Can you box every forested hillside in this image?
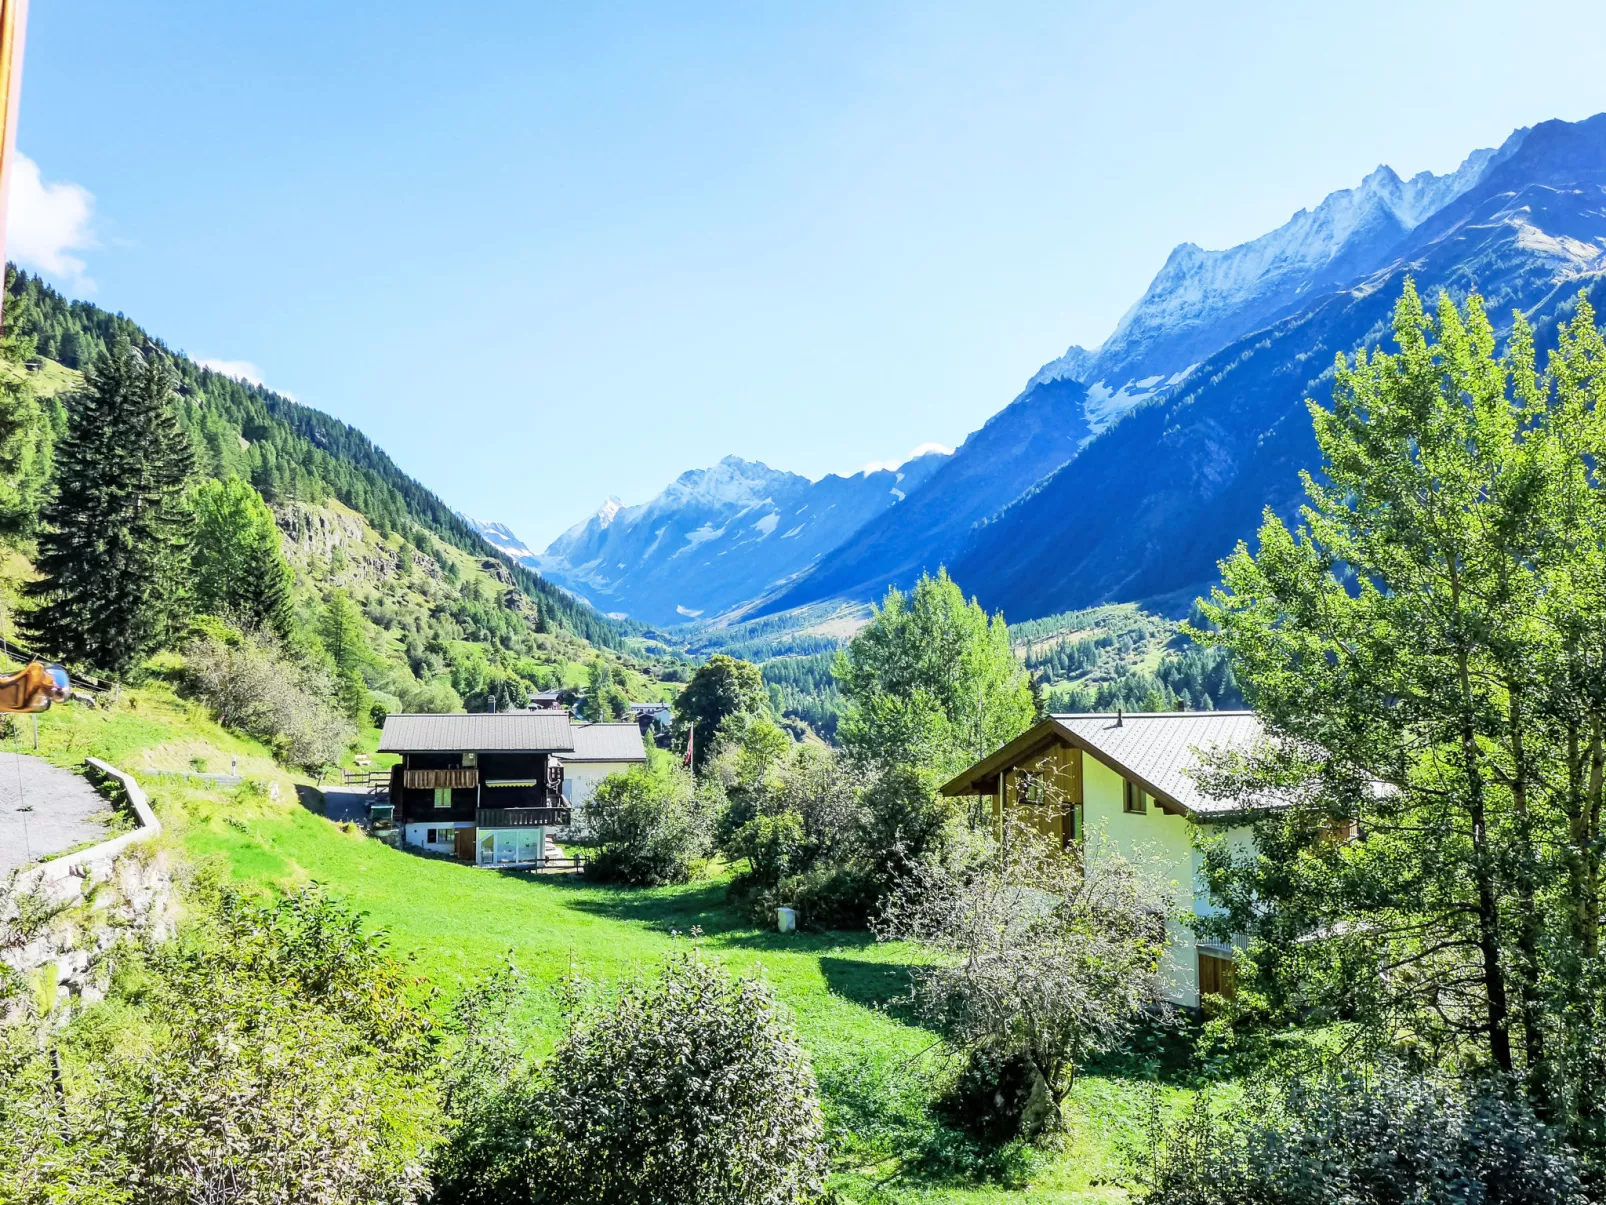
[6,269,624,649]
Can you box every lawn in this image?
[8,675,1191,1201]
[176,784,1192,1202]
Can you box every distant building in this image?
[379,712,646,866]
[629,701,672,733]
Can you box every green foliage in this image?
[579,658,630,721]
[837,569,1034,780]
[1138,1066,1586,1205]
[0,273,52,541]
[728,810,806,891]
[435,952,828,1205]
[583,761,714,886]
[1,885,440,1204]
[183,627,356,769]
[189,476,294,636]
[1197,283,1606,1154]
[24,338,196,674]
[673,653,768,770]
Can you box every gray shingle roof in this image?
[1052,711,1264,817]
[378,712,576,753]
[562,723,647,763]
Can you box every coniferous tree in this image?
[24,338,194,673]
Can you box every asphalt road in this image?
[0,752,115,872]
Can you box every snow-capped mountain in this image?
[530,452,949,625]
[950,113,1606,621]
[1028,126,1528,437]
[762,114,1603,623]
[459,516,535,562]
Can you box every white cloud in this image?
[197,359,296,400]
[197,358,266,386]
[859,441,955,475]
[6,153,97,286]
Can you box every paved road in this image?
[322,788,374,824]
[0,752,114,872]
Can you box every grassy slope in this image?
[8,672,1186,1202]
[181,779,1186,1202]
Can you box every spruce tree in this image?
[24,339,195,673]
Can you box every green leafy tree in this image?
[836,569,1035,780]
[24,338,195,673]
[1196,283,1606,1146]
[0,271,51,541]
[672,654,768,771]
[583,760,713,886]
[190,476,294,636]
[579,658,630,721]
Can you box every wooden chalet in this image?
[379,712,646,866]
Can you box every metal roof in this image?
[378,712,576,753]
[561,722,648,763]
[1052,711,1264,817]
[940,710,1267,819]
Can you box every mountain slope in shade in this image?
[951,113,1606,621]
[756,374,1095,615]
[530,452,949,625]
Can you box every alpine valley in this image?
[484,112,1606,631]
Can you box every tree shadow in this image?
[557,877,884,956]
[294,784,326,817]
[818,954,921,1024]
[1082,1009,1211,1086]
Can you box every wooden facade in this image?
[391,751,570,831]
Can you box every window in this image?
[462,752,478,767]
[433,787,452,809]
[1019,772,1046,805]
[426,828,437,844]
[1124,780,1148,814]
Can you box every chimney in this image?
[489,696,497,713]
[1116,707,1123,727]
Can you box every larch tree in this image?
[190,476,294,637]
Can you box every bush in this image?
[583,762,712,886]
[728,811,805,891]
[435,952,827,1205]
[1139,1064,1587,1205]
[182,629,355,769]
[2,886,440,1204]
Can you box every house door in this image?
[454,827,476,861]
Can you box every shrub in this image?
[436,952,827,1205]
[182,629,355,769]
[1138,1064,1588,1205]
[2,886,440,1204]
[728,811,805,891]
[583,762,711,886]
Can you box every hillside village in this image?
[4,26,1606,1203]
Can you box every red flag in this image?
[682,722,695,769]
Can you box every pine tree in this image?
[24,339,195,673]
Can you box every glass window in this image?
[1124,780,1148,814]
[434,787,452,809]
[479,831,494,865]
[518,829,543,863]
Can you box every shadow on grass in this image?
[294,784,325,817]
[818,954,920,1022]
[1083,1009,1210,1087]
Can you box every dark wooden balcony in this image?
[477,807,572,828]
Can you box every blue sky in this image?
[11,1,1606,547]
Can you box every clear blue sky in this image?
[12,1,1606,547]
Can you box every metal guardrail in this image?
[142,770,243,788]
